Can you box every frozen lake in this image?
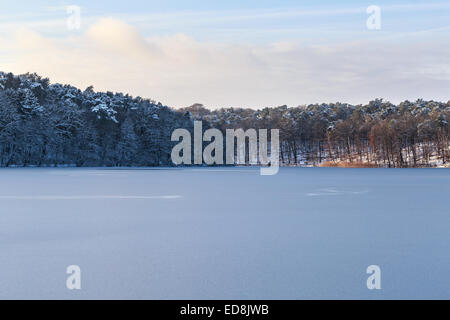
[0,167,448,299]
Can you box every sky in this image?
[0,0,450,109]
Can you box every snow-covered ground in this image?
[0,167,448,299]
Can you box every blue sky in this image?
[1,1,450,108]
[3,0,450,43]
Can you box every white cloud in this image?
[1,18,449,108]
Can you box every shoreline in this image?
[0,164,448,169]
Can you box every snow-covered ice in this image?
[0,167,448,299]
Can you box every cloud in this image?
[1,18,449,108]
[86,18,160,59]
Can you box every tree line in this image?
[0,72,448,167]
[181,100,449,168]
[0,72,192,167]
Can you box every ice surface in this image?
[0,167,448,299]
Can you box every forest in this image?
[0,71,449,168]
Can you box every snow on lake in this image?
[0,167,448,299]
